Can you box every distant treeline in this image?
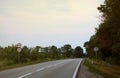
[84,0,120,65]
[0,44,84,66]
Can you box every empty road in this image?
[0,59,82,78]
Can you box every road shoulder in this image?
[77,61,103,78]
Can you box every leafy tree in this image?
[50,45,58,59]
[21,46,31,62]
[97,0,120,64]
[84,35,99,58]
[0,46,3,60]
[85,0,120,64]
[30,48,40,61]
[35,46,41,52]
[61,44,73,58]
[73,46,83,58]
[1,45,18,64]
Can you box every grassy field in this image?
[84,58,120,78]
[0,59,53,71]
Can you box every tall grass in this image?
[84,58,120,78]
[0,59,53,71]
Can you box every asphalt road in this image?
[0,59,82,78]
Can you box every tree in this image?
[97,0,120,64]
[73,46,83,58]
[35,46,41,52]
[1,45,18,64]
[84,0,120,64]
[30,47,40,61]
[0,46,3,60]
[84,35,100,58]
[50,46,58,59]
[21,46,31,62]
[61,44,73,58]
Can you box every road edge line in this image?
[72,59,82,78]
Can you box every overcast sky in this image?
[0,0,104,48]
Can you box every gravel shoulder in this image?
[77,61,104,78]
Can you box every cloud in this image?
[0,0,100,47]
[0,0,99,22]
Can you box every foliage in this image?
[84,0,120,64]
[73,46,83,58]
[61,44,73,58]
[0,44,83,67]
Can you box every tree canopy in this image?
[84,0,120,64]
[0,44,83,66]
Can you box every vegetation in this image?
[84,0,120,65]
[74,46,83,58]
[0,59,52,71]
[83,1,120,77]
[84,58,120,78]
[0,44,83,70]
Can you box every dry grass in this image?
[0,59,53,71]
[84,58,120,78]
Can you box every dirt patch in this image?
[77,61,104,78]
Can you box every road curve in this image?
[0,59,82,78]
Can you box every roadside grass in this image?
[0,59,53,71]
[84,58,120,78]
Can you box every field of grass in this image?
[0,59,53,71]
[84,58,120,78]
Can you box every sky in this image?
[0,0,104,48]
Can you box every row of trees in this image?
[0,44,83,66]
[84,0,120,64]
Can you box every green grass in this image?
[84,58,120,78]
[0,59,53,71]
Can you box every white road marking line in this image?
[18,72,32,78]
[18,61,66,78]
[72,59,82,78]
[36,67,45,72]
